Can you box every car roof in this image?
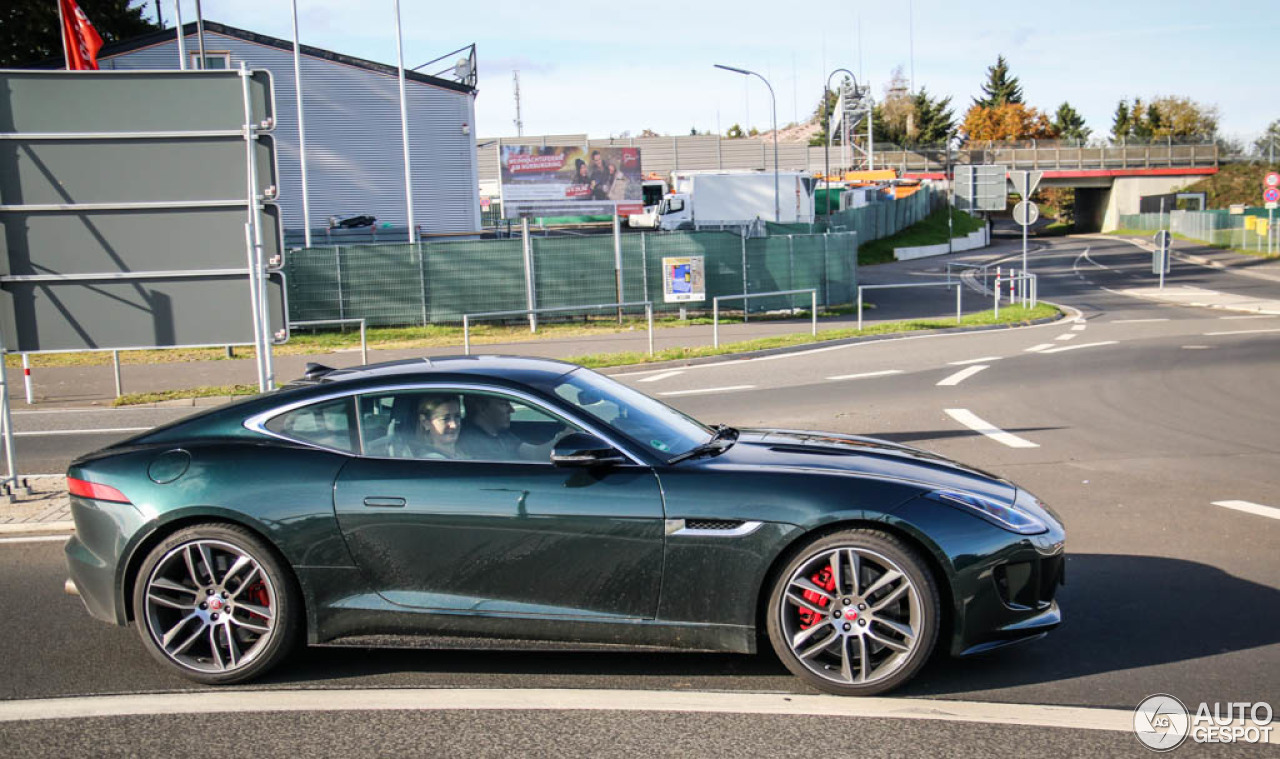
[308,355,580,386]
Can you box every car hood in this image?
[703,428,1016,502]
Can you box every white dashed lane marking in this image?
[826,370,905,381]
[1071,324,1087,331]
[944,409,1039,449]
[1039,341,1119,355]
[1024,343,1054,353]
[1204,328,1280,337]
[1112,318,1169,324]
[1054,334,1076,341]
[659,385,755,397]
[637,370,684,383]
[948,356,1002,366]
[1212,501,1280,521]
[936,366,988,387]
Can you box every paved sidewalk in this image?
[0,476,72,534]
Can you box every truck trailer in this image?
[628,171,816,231]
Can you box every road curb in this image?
[0,521,74,536]
[599,309,1068,375]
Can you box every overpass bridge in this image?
[478,135,1218,231]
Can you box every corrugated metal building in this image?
[97,21,480,239]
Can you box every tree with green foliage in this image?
[973,55,1023,108]
[909,88,955,145]
[1255,119,1280,161]
[2,0,159,67]
[1111,100,1131,141]
[1053,102,1090,142]
[725,123,745,139]
[809,81,847,146]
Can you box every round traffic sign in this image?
[1013,200,1039,226]
[1266,172,1280,188]
[1265,187,1280,204]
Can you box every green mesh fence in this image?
[1118,208,1278,254]
[284,190,958,327]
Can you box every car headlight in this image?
[925,489,1048,535]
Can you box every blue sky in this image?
[158,0,1273,141]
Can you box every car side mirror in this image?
[551,432,626,467]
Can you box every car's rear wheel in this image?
[133,523,299,684]
[766,529,939,696]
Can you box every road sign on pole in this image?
[1264,187,1280,204]
[1013,200,1040,226]
[1008,171,1043,280]
[1265,172,1280,189]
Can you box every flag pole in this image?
[173,0,187,69]
[393,0,416,244]
[291,0,313,247]
[56,0,71,69]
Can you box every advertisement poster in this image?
[662,256,705,303]
[500,146,643,218]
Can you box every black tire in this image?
[132,523,300,685]
[765,528,940,696]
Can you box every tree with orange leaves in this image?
[961,102,1058,142]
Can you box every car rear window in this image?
[265,397,358,453]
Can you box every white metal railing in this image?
[290,318,369,365]
[857,282,963,330]
[712,289,817,348]
[463,301,654,356]
[992,270,1038,317]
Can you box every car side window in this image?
[265,397,358,453]
[355,388,582,463]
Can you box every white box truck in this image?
[628,171,816,231]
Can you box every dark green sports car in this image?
[64,356,1064,695]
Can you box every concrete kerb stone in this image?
[0,475,73,534]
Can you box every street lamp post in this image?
[715,64,779,223]
[822,68,858,218]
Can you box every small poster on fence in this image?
[662,256,705,303]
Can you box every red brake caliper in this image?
[246,582,270,621]
[798,565,836,629]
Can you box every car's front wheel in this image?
[133,523,299,684]
[766,529,940,696]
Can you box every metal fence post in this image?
[360,319,368,365]
[822,232,830,306]
[521,217,537,332]
[955,283,962,324]
[713,297,721,348]
[787,235,796,315]
[613,208,624,323]
[463,315,470,355]
[741,230,749,322]
[21,355,32,405]
[646,303,654,356]
[640,232,649,305]
[418,244,428,326]
[857,286,864,331]
[811,291,817,336]
[335,246,345,321]
[112,350,122,398]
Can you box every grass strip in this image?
[113,384,260,408]
[857,207,987,266]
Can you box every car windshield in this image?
[539,368,711,457]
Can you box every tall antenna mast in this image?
[512,70,524,137]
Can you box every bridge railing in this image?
[872,142,1218,173]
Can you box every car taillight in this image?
[67,477,131,504]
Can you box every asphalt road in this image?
[3,233,1278,755]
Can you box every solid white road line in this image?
[826,370,904,381]
[945,409,1039,449]
[1054,334,1076,341]
[936,366,988,387]
[1204,328,1280,337]
[637,370,684,383]
[1212,500,1280,521]
[659,385,755,397]
[947,356,1002,366]
[1071,324,1087,331]
[1219,315,1278,320]
[7,687,1267,741]
[1038,341,1119,355]
[1111,318,1169,324]
[1024,343,1054,352]
[12,427,151,437]
[1182,345,1212,350]
[0,535,70,545]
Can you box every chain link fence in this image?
[284,187,949,328]
[1119,208,1278,255]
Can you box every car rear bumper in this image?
[63,493,149,627]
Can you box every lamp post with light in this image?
[714,63,779,222]
[822,68,858,218]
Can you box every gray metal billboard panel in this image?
[0,273,286,352]
[955,164,1007,212]
[0,70,273,132]
[0,135,277,205]
[0,204,282,276]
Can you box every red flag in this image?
[59,0,104,71]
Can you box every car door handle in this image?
[362,496,406,508]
